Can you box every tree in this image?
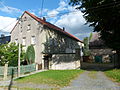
[0,43,25,66]
[25,45,35,64]
[70,0,120,68]
[83,37,90,56]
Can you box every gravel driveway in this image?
[61,71,120,90]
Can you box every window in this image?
[20,26,22,32]
[27,24,31,30]
[15,39,18,44]
[22,37,26,46]
[24,17,27,21]
[31,36,35,44]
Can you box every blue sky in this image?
[0,0,93,40]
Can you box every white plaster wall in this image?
[10,13,46,65]
[11,12,83,70]
[50,54,80,70]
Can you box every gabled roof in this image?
[89,33,107,49]
[11,11,83,43]
[0,36,10,45]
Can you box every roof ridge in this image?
[11,11,83,43]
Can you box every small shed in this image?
[89,33,113,63]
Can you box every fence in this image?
[0,64,36,76]
[0,66,4,76]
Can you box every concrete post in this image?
[36,63,38,70]
[3,63,8,80]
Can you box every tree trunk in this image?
[26,59,29,65]
[116,50,120,68]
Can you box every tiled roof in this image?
[11,11,83,43]
[0,36,10,44]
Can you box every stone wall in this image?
[90,48,112,56]
[50,54,81,70]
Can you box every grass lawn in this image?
[105,69,120,82]
[16,70,84,87]
[0,86,59,90]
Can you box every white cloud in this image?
[46,0,68,17]
[57,0,68,11]
[55,11,92,39]
[45,0,93,40]
[0,16,17,33]
[0,1,22,14]
[28,9,36,15]
[59,0,67,7]
[0,6,22,14]
[47,10,59,17]
[42,9,49,13]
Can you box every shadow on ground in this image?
[80,62,115,71]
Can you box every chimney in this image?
[63,27,65,31]
[43,17,46,21]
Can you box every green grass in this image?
[105,69,120,82]
[0,86,59,90]
[16,70,84,87]
[88,71,97,79]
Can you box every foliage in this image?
[0,43,25,66]
[83,37,90,56]
[16,70,84,87]
[42,38,54,54]
[69,0,120,50]
[89,33,93,41]
[25,45,35,64]
[105,69,120,82]
[70,0,120,68]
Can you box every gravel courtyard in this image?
[62,71,120,90]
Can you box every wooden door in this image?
[44,59,49,69]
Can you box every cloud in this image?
[45,0,93,40]
[55,11,93,40]
[0,2,22,14]
[28,9,36,15]
[46,0,68,18]
[57,0,68,11]
[0,16,17,33]
[47,10,59,17]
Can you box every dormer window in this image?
[27,24,31,30]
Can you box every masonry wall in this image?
[50,54,81,70]
[43,26,82,54]
[11,12,83,70]
[90,48,112,56]
[11,13,46,65]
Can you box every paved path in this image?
[61,71,120,90]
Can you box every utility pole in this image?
[18,18,21,77]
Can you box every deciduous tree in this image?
[0,43,25,66]
[70,0,120,68]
